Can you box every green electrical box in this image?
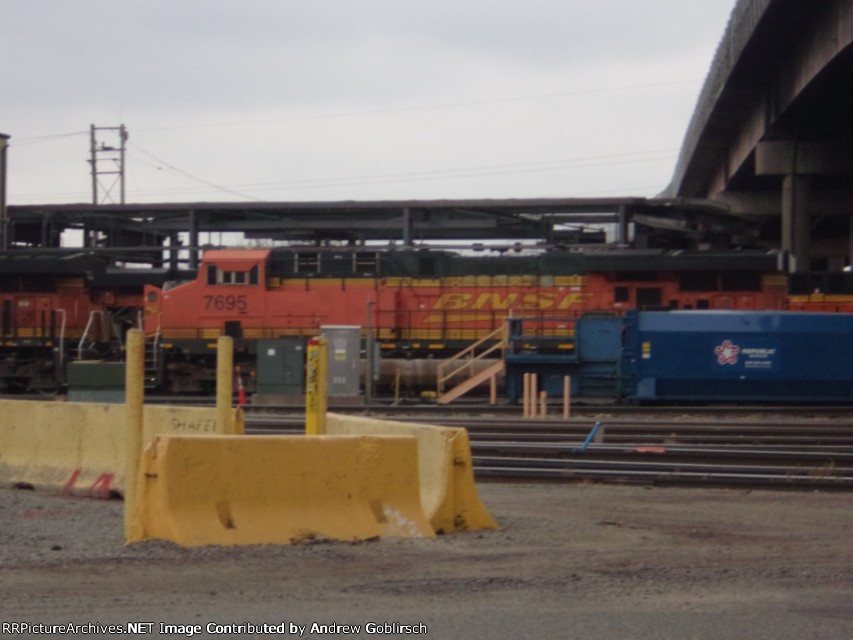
[256,338,306,396]
[67,361,126,403]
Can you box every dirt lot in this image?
[1,481,852,639]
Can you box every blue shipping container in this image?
[624,311,853,403]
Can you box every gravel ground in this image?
[1,481,853,639]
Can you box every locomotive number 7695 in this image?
[204,295,248,312]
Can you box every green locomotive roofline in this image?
[196,246,784,281]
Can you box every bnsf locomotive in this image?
[1,245,842,394]
[140,246,788,393]
[0,253,183,392]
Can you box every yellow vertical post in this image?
[216,336,234,434]
[539,390,547,418]
[489,374,497,406]
[305,336,328,435]
[563,375,571,420]
[124,328,144,542]
[530,373,538,420]
[522,373,530,418]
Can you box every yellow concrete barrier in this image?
[0,400,242,496]
[326,413,497,533]
[127,434,434,546]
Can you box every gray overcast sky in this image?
[3,1,735,205]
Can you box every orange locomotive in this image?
[0,253,175,392]
[5,246,843,395]
[141,247,788,393]
[786,271,853,312]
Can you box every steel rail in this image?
[470,441,853,460]
[474,455,853,478]
[244,414,853,429]
[473,466,853,489]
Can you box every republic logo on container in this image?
[714,339,741,365]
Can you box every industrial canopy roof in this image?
[7,196,756,248]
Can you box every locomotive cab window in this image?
[224,271,246,285]
[207,264,259,286]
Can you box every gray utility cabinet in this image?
[321,325,361,397]
[256,338,306,395]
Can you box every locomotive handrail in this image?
[147,314,161,372]
[437,323,507,394]
[55,309,66,369]
[77,311,104,360]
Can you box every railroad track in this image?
[471,441,853,489]
[123,395,853,417]
[244,400,853,417]
[245,413,853,490]
[10,393,851,488]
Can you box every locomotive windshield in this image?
[206,264,260,286]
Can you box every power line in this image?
[11,131,89,147]
[112,147,679,199]
[133,78,701,134]
[208,150,678,194]
[129,144,264,202]
[6,78,702,145]
[109,147,674,199]
[8,140,675,203]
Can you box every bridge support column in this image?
[781,174,811,273]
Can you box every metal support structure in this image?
[849,213,853,270]
[364,301,375,403]
[89,124,128,206]
[188,209,199,269]
[168,232,179,271]
[402,206,413,246]
[0,133,9,250]
[616,204,629,245]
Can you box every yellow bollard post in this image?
[124,328,145,542]
[539,390,547,419]
[305,336,328,435]
[563,375,571,420]
[216,336,234,435]
[530,373,538,421]
[522,373,530,418]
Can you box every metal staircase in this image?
[436,324,506,405]
[143,338,162,389]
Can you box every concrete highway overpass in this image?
[665,0,853,273]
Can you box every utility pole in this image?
[89,124,128,206]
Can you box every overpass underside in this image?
[671,0,853,273]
